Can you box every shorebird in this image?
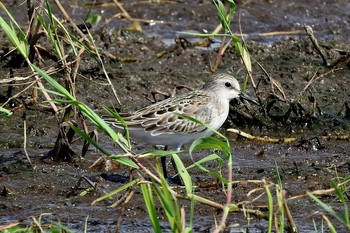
[104,73,257,179]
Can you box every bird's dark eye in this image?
[225,82,232,88]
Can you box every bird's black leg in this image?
[160,146,183,185]
[170,157,183,185]
[170,157,178,178]
[161,158,168,179]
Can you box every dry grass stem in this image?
[227,128,297,143]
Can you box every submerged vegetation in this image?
[0,0,349,232]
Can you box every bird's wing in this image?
[115,92,215,136]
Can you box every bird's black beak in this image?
[239,92,260,105]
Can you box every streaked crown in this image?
[202,73,242,101]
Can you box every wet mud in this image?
[1,0,350,232]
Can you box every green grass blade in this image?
[187,155,228,184]
[153,162,179,231]
[85,14,101,25]
[187,153,223,169]
[69,123,137,168]
[34,66,138,167]
[104,107,131,149]
[32,65,132,153]
[189,137,230,158]
[234,41,252,73]
[92,179,139,204]
[172,153,193,195]
[46,220,76,233]
[32,64,73,99]
[70,124,110,155]
[227,0,236,26]
[308,193,343,223]
[0,16,28,58]
[107,154,140,169]
[84,216,88,233]
[142,149,180,158]
[274,161,283,189]
[274,162,285,232]
[153,180,176,219]
[0,107,13,117]
[186,153,227,183]
[323,215,337,233]
[175,113,227,140]
[264,183,273,233]
[213,0,231,34]
[42,0,78,56]
[0,3,29,58]
[330,180,349,226]
[188,192,195,232]
[140,182,162,233]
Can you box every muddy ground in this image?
[0,0,350,232]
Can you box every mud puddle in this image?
[1,138,349,232]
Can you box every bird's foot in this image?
[166,176,183,186]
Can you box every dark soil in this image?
[1,0,350,232]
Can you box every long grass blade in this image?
[172,153,193,195]
[0,3,29,58]
[189,137,230,158]
[140,182,162,233]
[264,182,273,233]
[330,180,349,226]
[308,193,340,220]
[186,153,227,184]
[323,215,337,233]
[0,107,13,117]
[92,179,138,204]
[32,64,131,153]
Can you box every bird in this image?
[104,73,258,180]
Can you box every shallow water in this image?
[99,0,350,43]
[1,0,349,44]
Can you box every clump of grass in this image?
[0,213,78,233]
[181,0,254,91]
[308,176,350,232]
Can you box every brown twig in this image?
[295,67,342,102]
[210,36,231,73]
[282,190,298,233]
[111,0,160,25]
[227,128,297,143]
[115,189,135,232]
[257,61,286,101]
[304,25,329,66]
[22,112,33,166]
